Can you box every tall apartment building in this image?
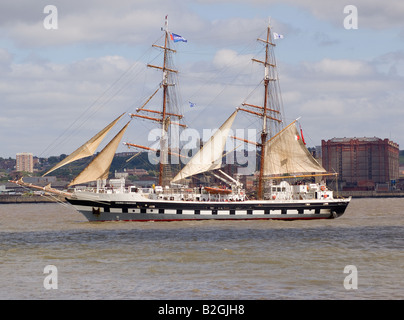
[16,152,34,173]
[321,137,399,190]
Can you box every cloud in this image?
[0,48,13,72]
[213,49,253,69]
[204,0,404,30]
[302,58,374,78]
[0,1,280,49]
[0,50,153,157]
[5,9,163,47]
[313,32,340,46]
[0,0,203,48]
[279,55,404,146]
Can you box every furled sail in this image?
[171,110,238,183]
[43,113,125,176]
[68,121,130,186]
[263,121,326,175]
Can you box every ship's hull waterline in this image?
[66,197,350,222]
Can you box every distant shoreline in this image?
[0,194,66,203]
[339,191,404,199]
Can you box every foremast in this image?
[126,16,184,187]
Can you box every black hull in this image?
[66,197,350,222]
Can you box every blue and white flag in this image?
[171,33,187,43]
[273,32,284,39]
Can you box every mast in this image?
[240,19,283,199]
[258,23,271,200]
[160,16,170,186]
[128,16,181,187]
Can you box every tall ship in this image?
[13,18,351,221]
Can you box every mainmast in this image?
[239,20,283,199]
[158,16,171,186]
[258,24,271,200]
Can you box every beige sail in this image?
[263,121,326,175]
[43,113,125,176]
[68,121,130,186]
[171,110,238,183]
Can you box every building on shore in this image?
[16,152,33,173]
[321,137,399,191]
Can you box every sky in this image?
[1,0,404,159]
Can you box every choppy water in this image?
[0,198,403,300]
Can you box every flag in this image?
[273,32,284,39]
[171,33,187,43]
[299,125,306,145]
[189,101,196,108]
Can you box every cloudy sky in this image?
[1,0,403,159]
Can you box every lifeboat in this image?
[204,187,232,195]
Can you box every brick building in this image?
[321,137,399,191]
[16,152,34,173]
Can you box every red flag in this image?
[299,125,306,145]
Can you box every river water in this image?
[0,198,403,300]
